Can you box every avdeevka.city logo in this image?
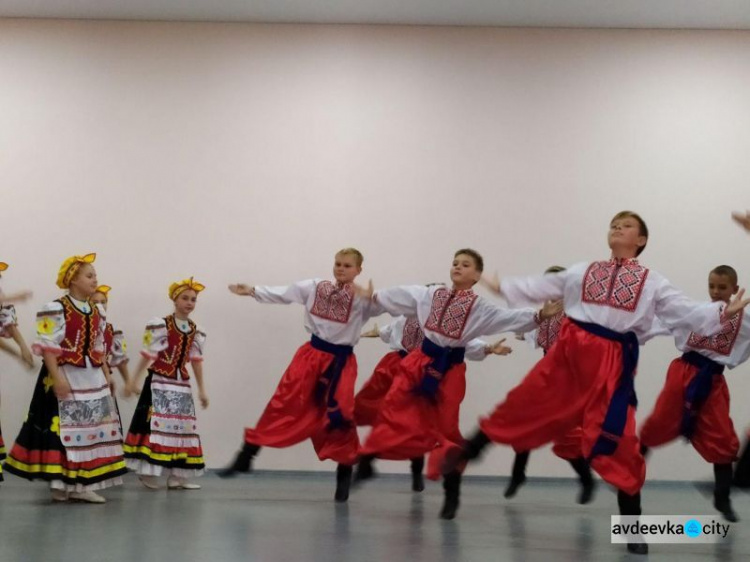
[611,516,732,544]
[684,519,702,538]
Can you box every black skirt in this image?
[3,364,127,487]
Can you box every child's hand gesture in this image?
[0,290,33,304]
[54,378,72,400]
[726,288,750,317]
[481,272,501,295]
[122,383,140,398]
[123,381,138,398]
[229,284,255,297]
[353,280,374,300]
[732,211,750,232]
[487,338,512,356]
[13,290,33,303]
[21,348,34,369]
[199,391,209,409]
[361,323,380,338]
[540,299,564,320]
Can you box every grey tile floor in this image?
[0,472,747,562]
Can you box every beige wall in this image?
[1,19,749,480]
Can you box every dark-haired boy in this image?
[446,212,750,555]
[641,265,749,522]
[356,249,551,520]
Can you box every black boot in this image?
[504,451,529,499]
[465,430,491,459]
[440,471,462,520]
[353,455,376,484]
[568,457,595,505]
[218,443,260,478]
[714,463,739,522]
[410,456,425,492]
[442,430,491,474]
[335,464,353,502]
[618,490,648,555]
[733,440,750,488]
[626,543,649,555]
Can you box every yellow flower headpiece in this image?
[56,253,96,289]
[0,262,8,272]
[169,277,205,300]
[95,285,112,297]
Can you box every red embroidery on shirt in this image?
[687,310,742,356]
[310,281,354,324]
[400,318,425,352]
[424,288,478,340]
[582,259,649,312]
[537,312,565,352]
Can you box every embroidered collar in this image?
[607,258,639,266]
[448,287,476,298]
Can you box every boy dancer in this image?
[357,315,512,491]
[640,265,748,522]
[356,249,548,520]
[506,266,593,504]
[444,212,749,554]
[221,248,381,502]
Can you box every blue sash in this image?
[414,337,466,401]
[680,351,724,439]
[570,319,639,459]
[311,335,354,429]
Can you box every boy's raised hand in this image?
[353,280,374,300]
[229,283,255,297]
[724,289,750,317]
[481,272,501,295]
[732,210,750,232]
[541,299,564,320]
[726,288,750,317]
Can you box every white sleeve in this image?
[253,279,317,305]
[379,321,396,344]
[92,304,107,359]
[653,275,724,336]
[0,305,17,338]
[643,317,672,340]
[465,339,489,361]
[500,269,570,308]
[373,286,428,318]
[109,330,129,367]
[362,297,387,321]
[141,318,169,360]
[524,329,540,349]
[474,299,539,337]
[190,326,206,362]
[32,301,65,356]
